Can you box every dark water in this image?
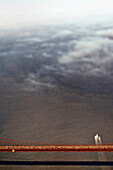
[0,23,113,169]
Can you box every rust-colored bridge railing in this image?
[0,145,113,152]
[0,137,113,152]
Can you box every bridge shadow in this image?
[0,161,113,166]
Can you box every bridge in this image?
[0,137,113,152]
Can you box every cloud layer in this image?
[0,23,113,94]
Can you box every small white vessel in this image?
[94,134,102,144]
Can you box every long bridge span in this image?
[0,137,113,152]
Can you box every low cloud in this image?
[53,30,73,38]
[24,73,56,91]
[58,33,113,78]
[96,29,113,38]
[59,37,111,64]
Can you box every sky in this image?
[0,0,113,26]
